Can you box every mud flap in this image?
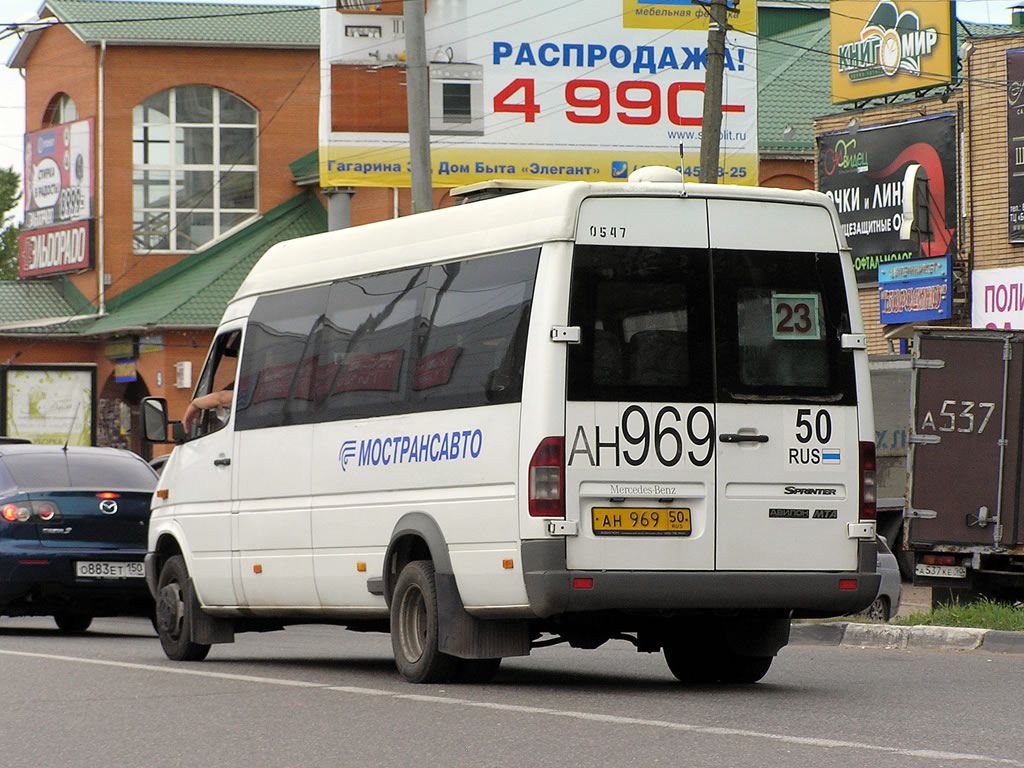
[434,572,530,659]
[185,578,235,645]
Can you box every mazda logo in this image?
[99,499,118,515]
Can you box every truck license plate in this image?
[914,563,967,579]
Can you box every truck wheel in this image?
[53,613,93,633]
[156,555,211,662]
[391,560,459,683]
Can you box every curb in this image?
[790,622,1024,654]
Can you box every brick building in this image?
[3,1,322,454]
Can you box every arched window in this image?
[42,93,78,125]
[132,86,258,252]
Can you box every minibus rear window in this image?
[567,244,714,403]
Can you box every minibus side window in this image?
[189,329,241,438]
[712,250,855,405]
[409,249,539,411]
[316,268,426,422]
[235,285,330,430]
[567,245,713,403]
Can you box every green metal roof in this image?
[759,16,834,153]
[0,278,94,334]
[9,0,317,65]
[0,190,325,336]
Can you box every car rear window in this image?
[1,452,157,491]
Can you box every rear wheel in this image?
[53,613,93,633]
[664,640,773,684]
[391,560,459,683]
[156,555,211,661]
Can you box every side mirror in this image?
[141,397,178,444]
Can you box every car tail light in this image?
[859,440,876,521]
[96,492,121,500]
[1,501,62,523]
[529,436,564,517]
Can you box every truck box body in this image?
[906,328,1024,597]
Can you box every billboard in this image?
[1008,49,1024,243]
[830,0,955,104]
[320,0,759,187]
[973,266,1024,329]
[816,114,956,283]
[20,118,94,279]
[2,365,96,446]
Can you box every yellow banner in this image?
[831,0,954,103]
[621,0,756,34]
[320,146,758,187]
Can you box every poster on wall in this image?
[816,114,956,284]
[2,365,96,446]
[23,119,93,231]
[1007,49,1024,243]
[320,0,759,187]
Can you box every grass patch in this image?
[894,597,1024,632]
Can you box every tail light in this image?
[859,440,876,521]
[96,492,121,500]
[2,500,63,523]
[529,436,564,517]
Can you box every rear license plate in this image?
[914,563,967,579]
[75,561,145,579]
[592,507,691,535]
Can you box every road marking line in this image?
[3,649,1022,766]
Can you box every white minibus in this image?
[142,167,879,684]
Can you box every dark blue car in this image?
[0,443,157,632]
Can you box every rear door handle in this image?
[213,457,231,466]
[719,433,769,443]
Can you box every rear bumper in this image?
[521,539,880,619]
[0,552,151,615]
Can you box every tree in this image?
[0,166,22,281]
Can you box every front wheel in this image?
[391,560,459,683]
[156,555,211,662]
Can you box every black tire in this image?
[391,560,459,683]
[664,641,773,684]
[452,657,502,684]
[663,640,719,684]
[717,654,773,684]
[53,613,93,633]
[156,555,211,662]
[865,595,891,622]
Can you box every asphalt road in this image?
[1,615,1022,768]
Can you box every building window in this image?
[132,86,258,252]
[43,93,78,125]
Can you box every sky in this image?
[0,0,1018,222]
